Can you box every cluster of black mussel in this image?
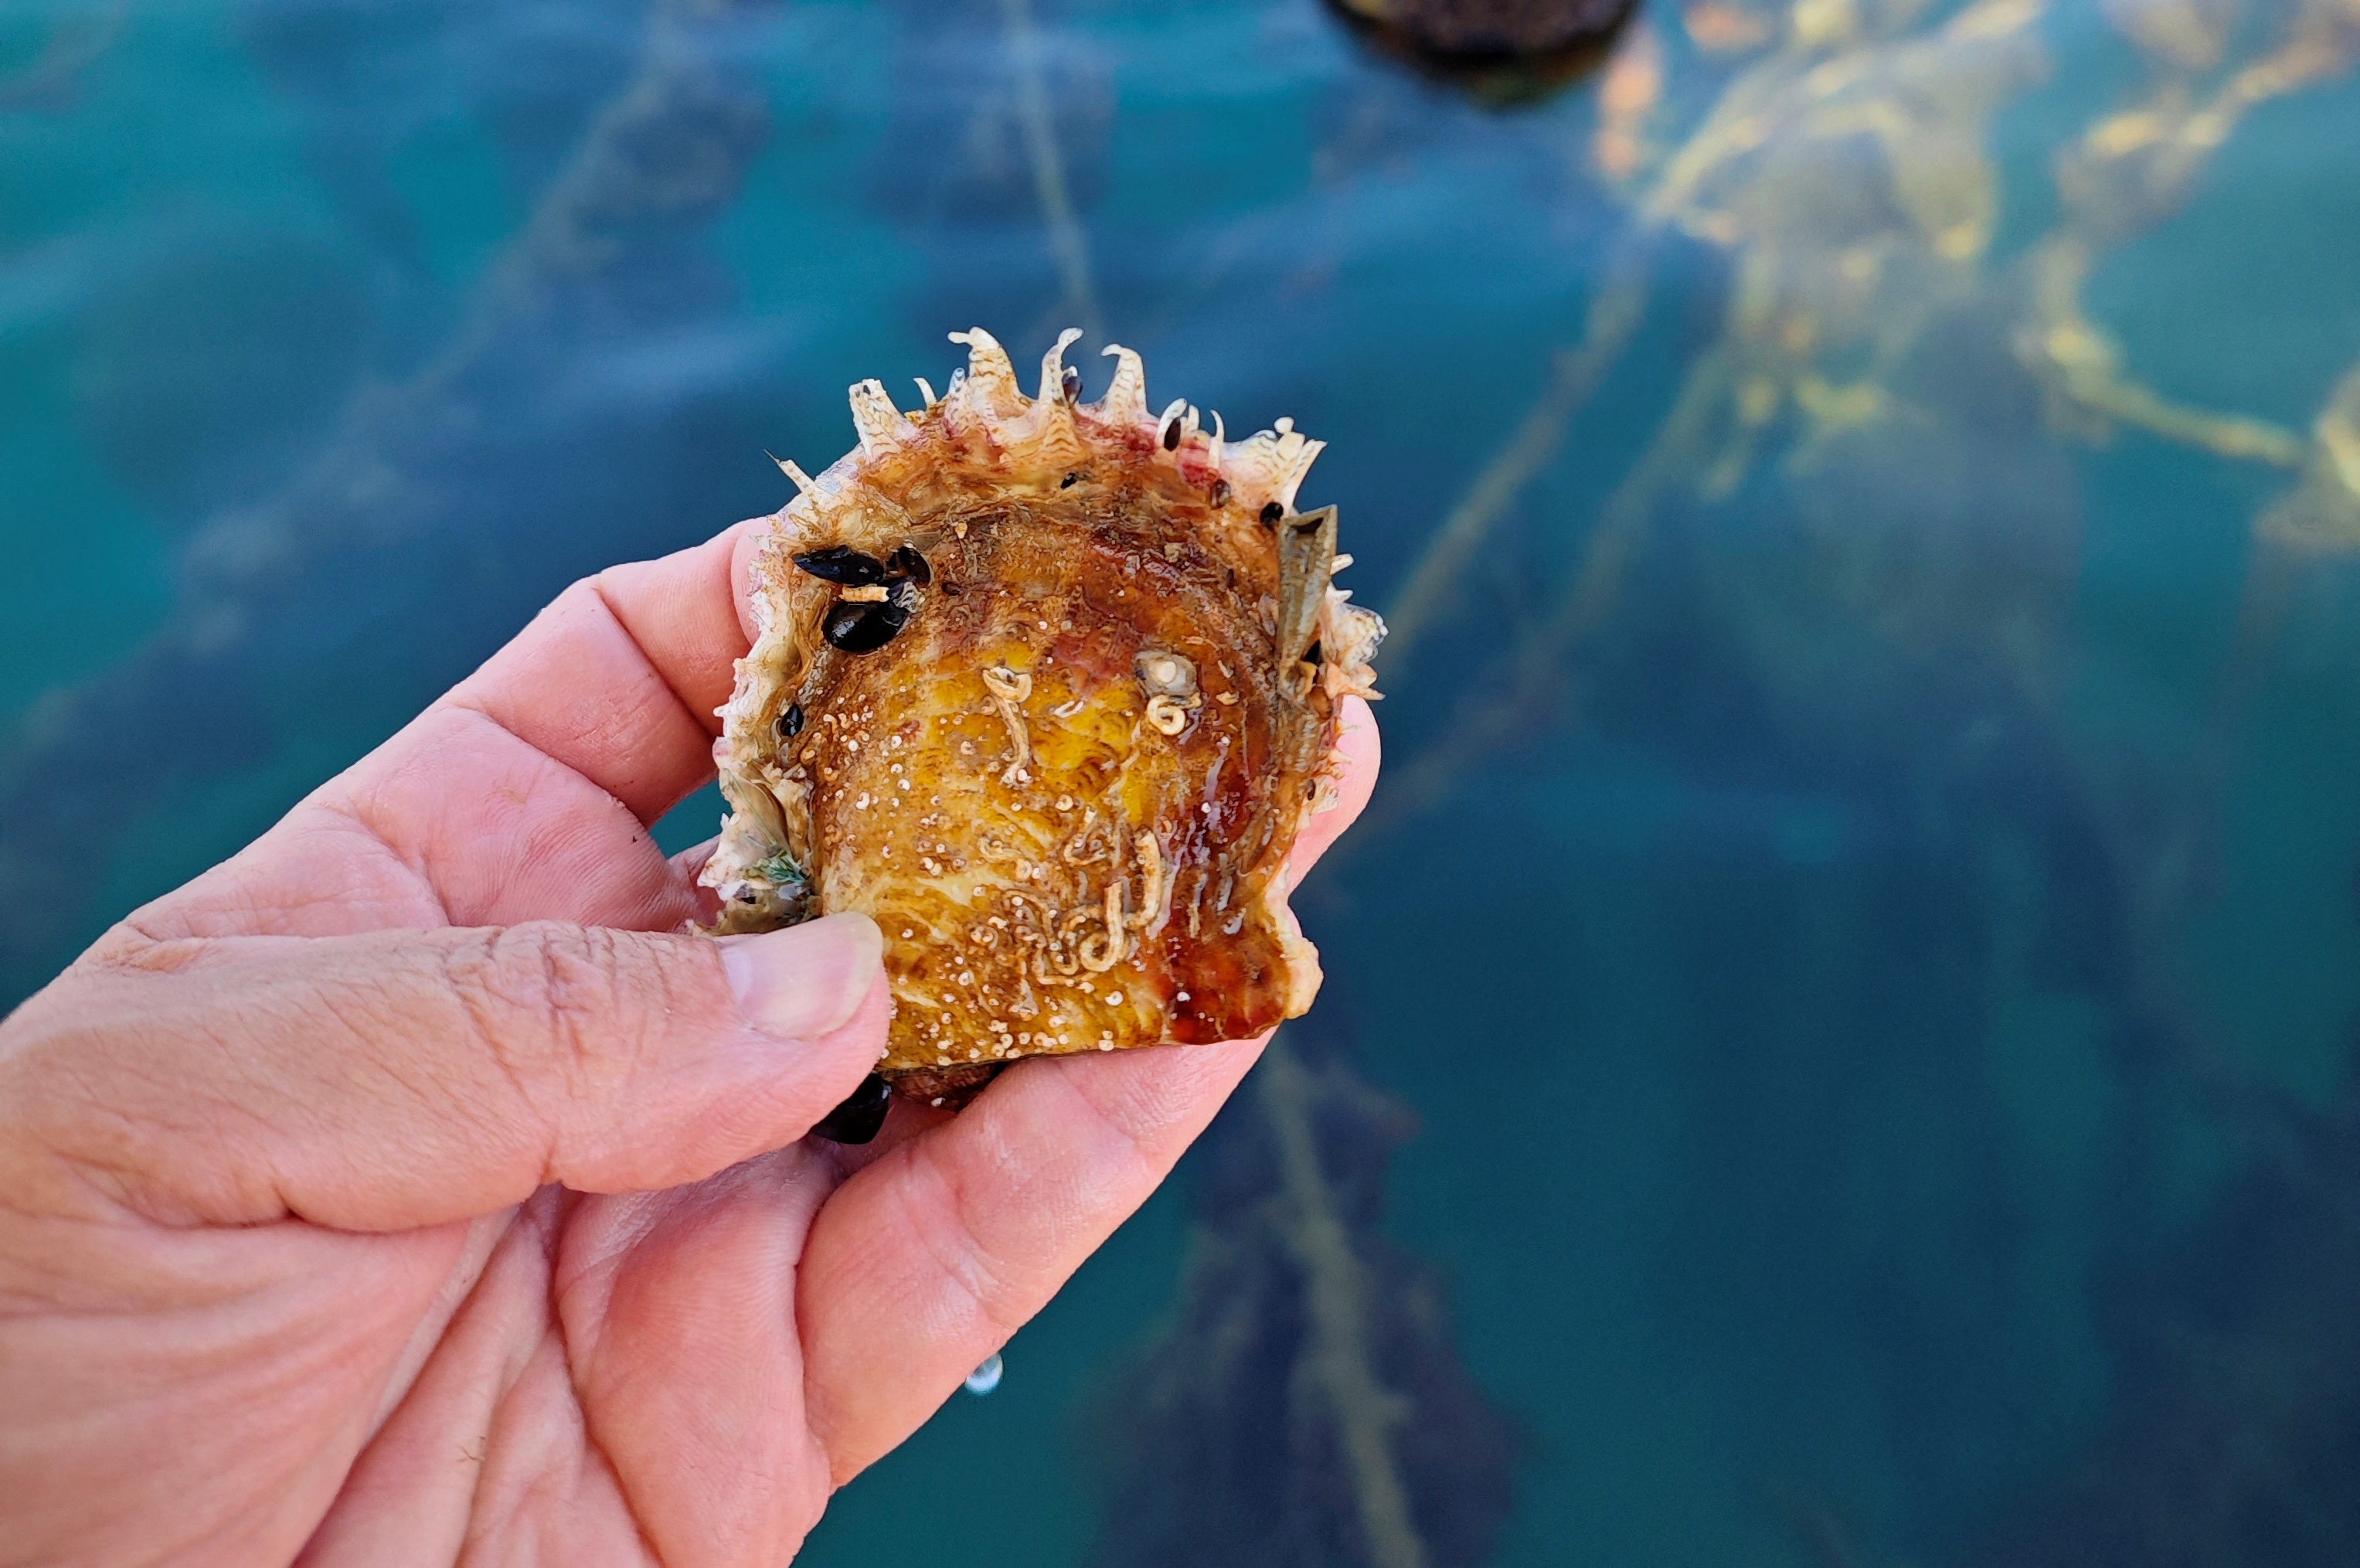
[793,542,935,653]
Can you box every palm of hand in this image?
[0,523,1377,1566]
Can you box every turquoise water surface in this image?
[8,0,2360,1562]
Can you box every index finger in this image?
[439,518,767,825]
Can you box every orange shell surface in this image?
[703,330,1383,1096]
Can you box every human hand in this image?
[0,520,1378,1566]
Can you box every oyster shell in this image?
[703,328,1382,1099]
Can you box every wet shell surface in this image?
[702,328,1384,1101]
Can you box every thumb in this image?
[0,913,888,1230]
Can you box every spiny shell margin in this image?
[700,328,1383,944]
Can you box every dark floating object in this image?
[823,597,910,653]
[777,702,803,738]
[1162,416,1183,451]
[810,1073,893,1144]
[1087,1031,1518,1568]
[793,545,888,586]
[1325,0,1639,104]
[886,543,931,584]
[1260,501,1284,526]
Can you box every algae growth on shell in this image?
[702,329,1383,1101]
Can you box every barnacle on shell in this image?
[702,328,1383,1104]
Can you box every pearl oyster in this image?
[703,328,1382,1102]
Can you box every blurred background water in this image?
[7,0,2360,1562]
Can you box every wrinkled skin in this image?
[0,518,1378,1566]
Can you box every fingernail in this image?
[719,913,883,1039]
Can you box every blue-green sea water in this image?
[8,0,2360,1562]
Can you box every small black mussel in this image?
[886,544,930,585]
[794,546,888,586]
[811,1073,893,1144]
[825,598,910,653]
[777,702,804,738]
